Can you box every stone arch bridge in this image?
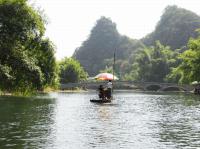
[60,81,194,92]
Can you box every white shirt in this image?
[107,82,112,89]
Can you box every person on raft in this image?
[98,85,105,99]
[106,80,112,100]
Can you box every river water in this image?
[0,91,200,149]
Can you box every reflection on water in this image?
[0,95,56,149]
[0,91,200,148]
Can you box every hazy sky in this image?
[31,0,200,60]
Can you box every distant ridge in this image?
[142,5,200,49]
[73,6,200,76]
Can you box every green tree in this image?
[127,41,179,82]
[167,35,200,84]
[59,58,88,83]
[0,0,57,94]
[34,38,59,88]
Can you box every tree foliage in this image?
[0,0,58,93]
[126,41,179,82]
[59,58,88,83]
[167,35,200,84]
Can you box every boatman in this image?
[106,80,112,99]
[98,85,105,99]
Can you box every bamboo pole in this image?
[112,48,116,94]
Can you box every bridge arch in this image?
[145,84,161,91]
[160,86,186,91]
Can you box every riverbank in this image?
[0,87,88,97]
[0,87,196,97]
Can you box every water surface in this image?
[0,91,200,148]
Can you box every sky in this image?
[30,0,200,60]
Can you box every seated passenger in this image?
[106,80,112,99]
[98,85,105,99]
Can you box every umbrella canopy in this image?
[191,81,199,85]
[94,73,118,80]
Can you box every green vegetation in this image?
[59,58,88,83]
[0,0,58,95]
[125,41,180,82]
[167,33,200,84]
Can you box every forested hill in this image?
[73,6,200,77]
[73,17,120,76]
[73,17,143,76]
[142,5,200,49]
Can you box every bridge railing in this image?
[60,81,194,91]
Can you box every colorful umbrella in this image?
[191,81,199,85]
[94,73,118,80]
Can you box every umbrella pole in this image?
[112,48,116,95]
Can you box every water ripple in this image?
[0,92,200,148]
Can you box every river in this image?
[0,91,200,149]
